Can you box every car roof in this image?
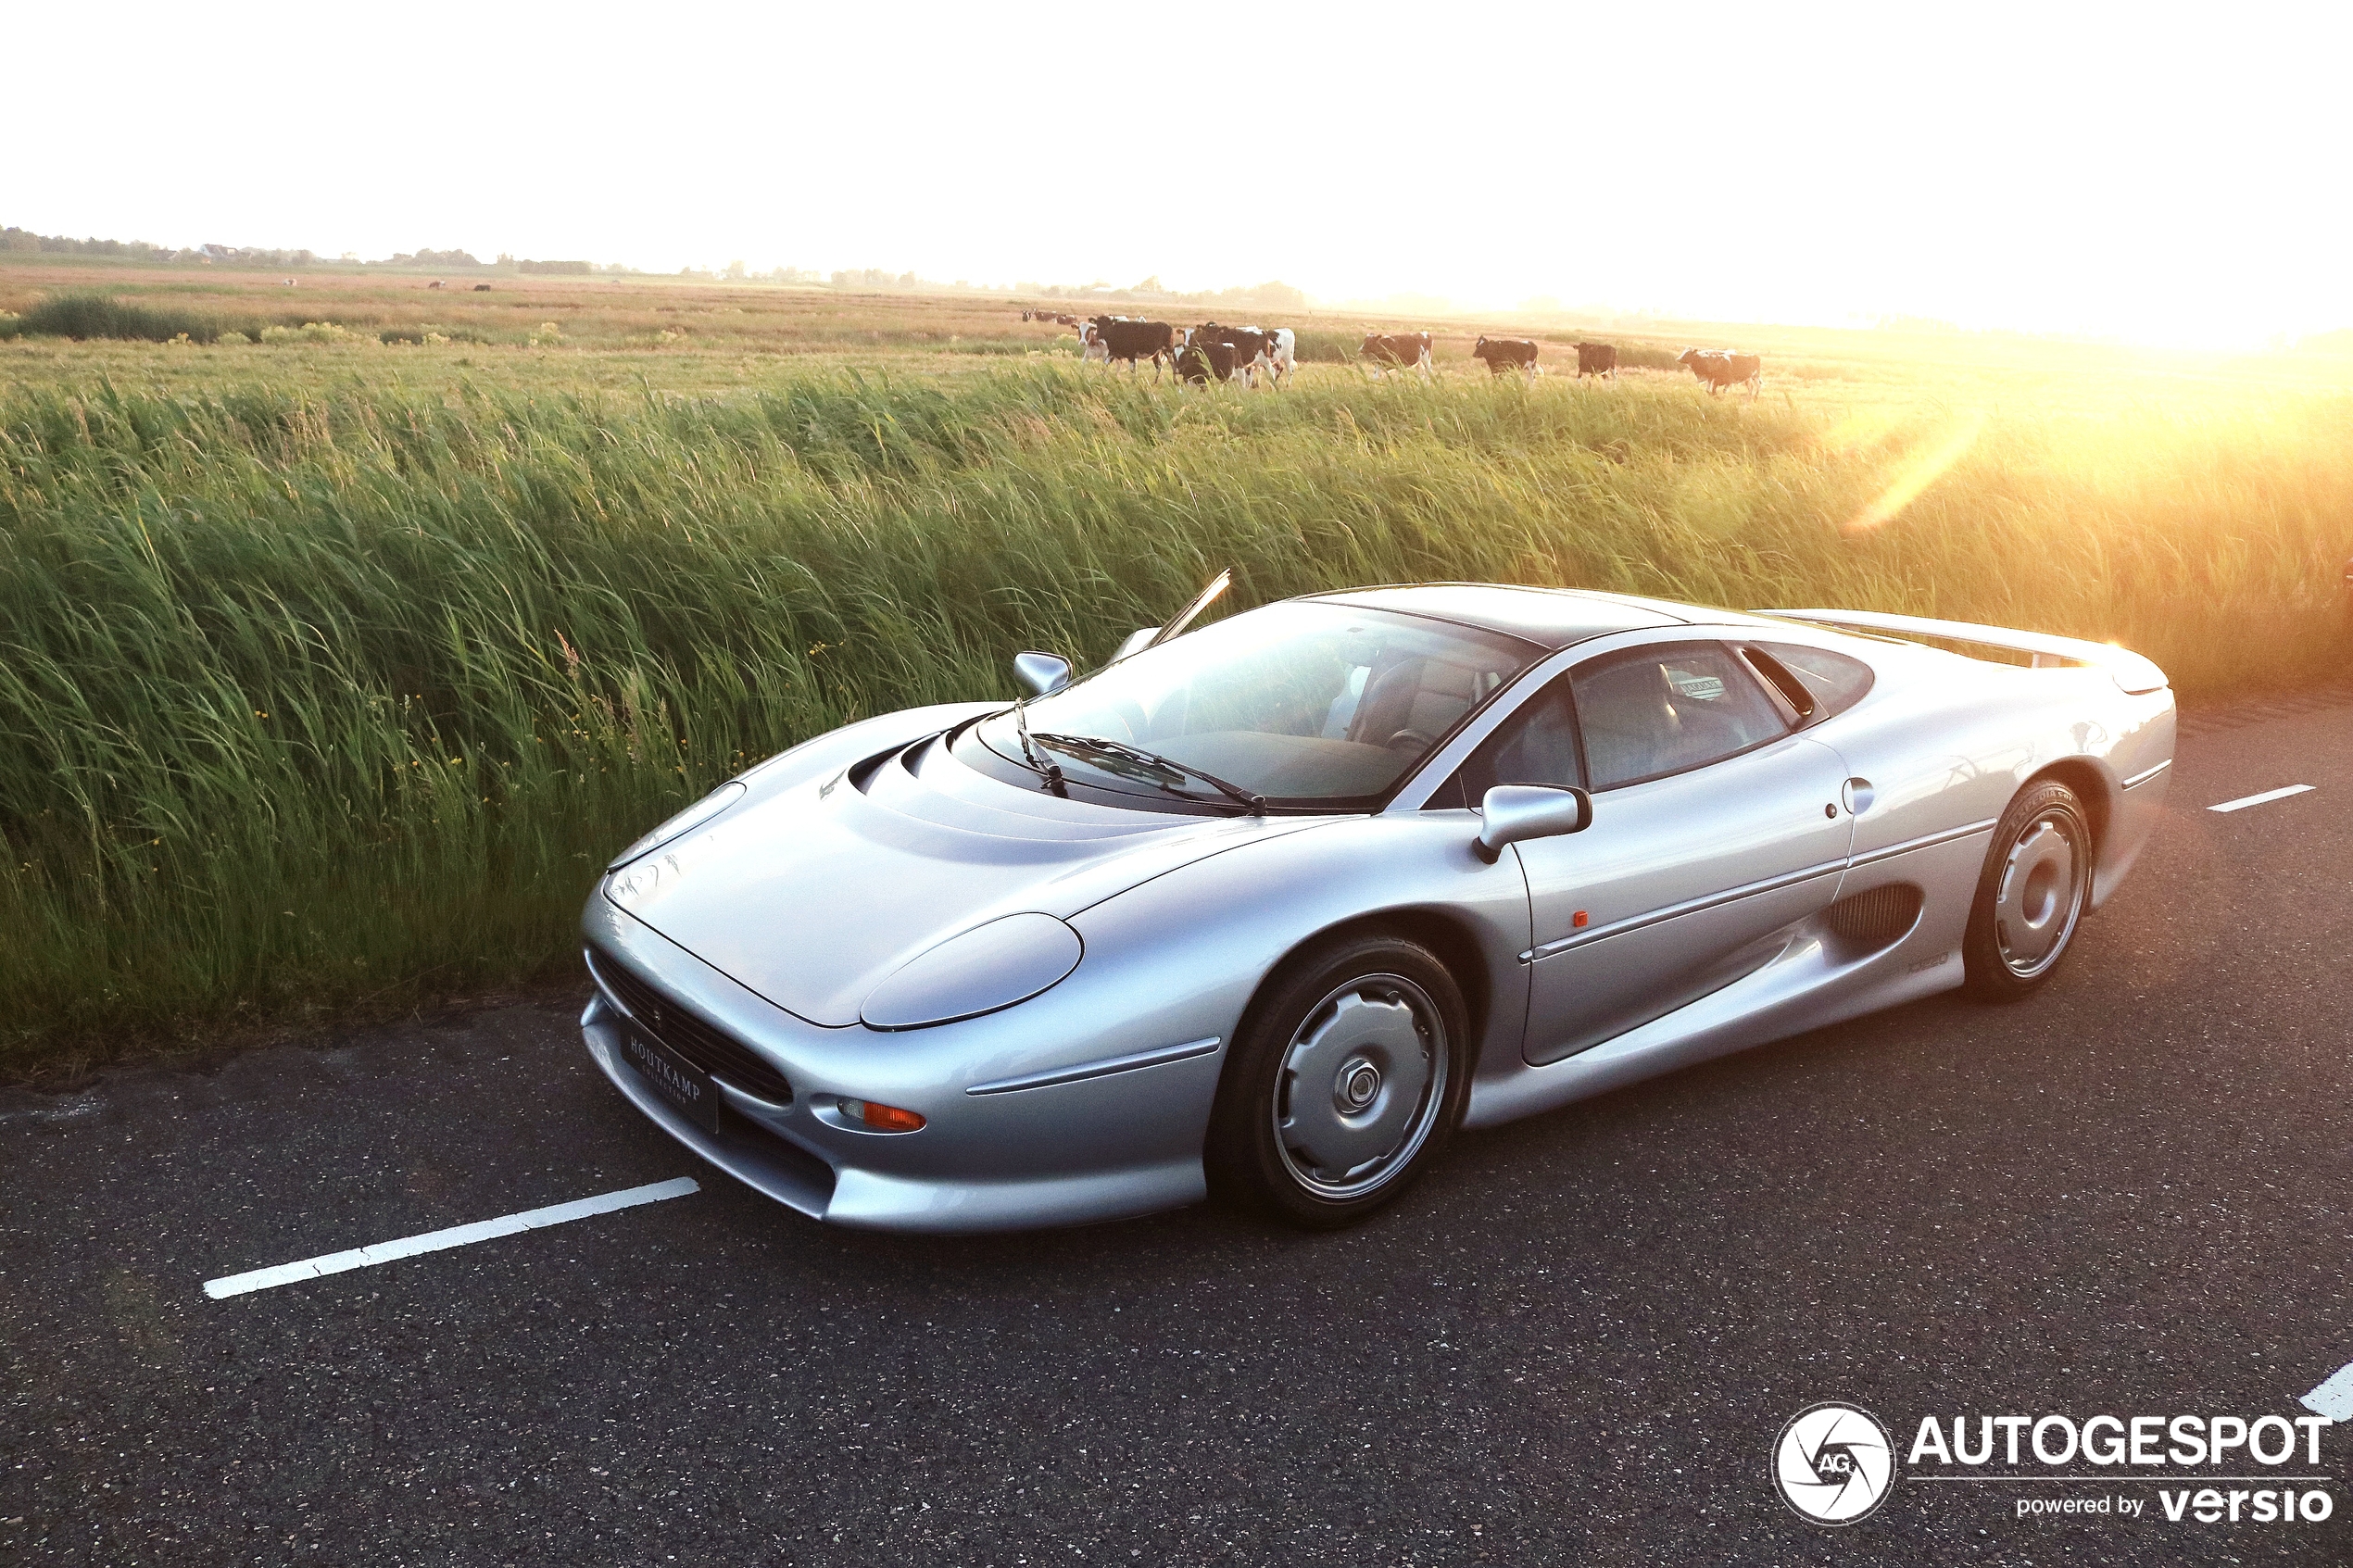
[1301,583,1750,650]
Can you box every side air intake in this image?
[1824,884,1924,947]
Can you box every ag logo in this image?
[1773,1402,1895,1524]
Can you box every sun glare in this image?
[1850,413,1989,533]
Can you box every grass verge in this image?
[1,364,2347,1074]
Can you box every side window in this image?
[1448,677,1582,807]
[1572,643,1791,790]
[1754,642,1875,720]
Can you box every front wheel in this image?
[1963,781,2092,1000]
[1205,934,1470,1229]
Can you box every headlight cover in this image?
[861,913,1083,1030]
[607,781,748,870]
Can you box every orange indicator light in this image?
[840,1098,926,1133]
[1573,910,1590,928]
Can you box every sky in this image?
[13,1,2351,345]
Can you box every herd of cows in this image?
[1018,310,1764,395]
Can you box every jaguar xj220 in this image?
[581,581,2173,1231]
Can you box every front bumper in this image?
[580,897,1221,1233]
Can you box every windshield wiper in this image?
[1009,698,1067,797]
[1032,733,1265,816]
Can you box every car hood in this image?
[603,730,1335,1026]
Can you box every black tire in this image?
[1963,780,2093,1001]
[1204,933,1471,1229]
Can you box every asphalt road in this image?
[5,691,2351,1566]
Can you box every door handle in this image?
[1841,777,1875,815]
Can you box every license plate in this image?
[621,1027,721,1133]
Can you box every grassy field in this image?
[3,259,2349,1075]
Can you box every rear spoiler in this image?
[1751,608,2171,695]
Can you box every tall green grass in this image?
[1,365,2346,1070]
[15,292,257,344]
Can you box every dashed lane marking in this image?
[2209,784,2316,814]
[2303,1361,2353,1424]
[202,1175,699,1299]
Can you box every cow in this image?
[1678,347,1763,397]
[473,282,493,292]
[1187,321,1281,387]
[428,279,446,290]
[1472,336,1541,380]
[1213,323,1296,387]
[1359,332,1433,381]
[283,278,297,287]
[1175,331,1240,385]
[1088,315,1177,376]
[1077,320,1110,363]
[1055,313,1077,326]
[1574,341,1617,380]
[1263,327,1297,386]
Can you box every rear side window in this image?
[1573,644,1791,789]
[1754,643,1875,720]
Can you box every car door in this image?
[1476,640,1856,1065]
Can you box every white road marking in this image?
[2208,784,2315,813]
[203,1176,699,1299]
[2302,1361,2353,1424]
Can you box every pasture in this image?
[3,257,2349,1073]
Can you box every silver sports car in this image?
[580,581,2173,1232]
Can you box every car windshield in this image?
[967,601,1538,809]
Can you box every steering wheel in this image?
[1385,728,1435,753]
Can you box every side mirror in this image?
[1474,784,1592,862]
[1113,627,1158,663]
[1013,650,1073,697]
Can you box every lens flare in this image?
[1848,411,1987,532]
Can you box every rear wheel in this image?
[1963,781,2092,1000]
[1205,934,1469,1229]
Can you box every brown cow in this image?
[1472,336,1541,380]
[1359,332,1433,380]
[1574,342,1617,380]
[1678,347,1763,397]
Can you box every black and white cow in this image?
[1171,322,1276,387]
[1259,326,1297,386]
[1222,324,1296,387]
[1359,332,1434,380]
[1175,331,1240,385]
[1089,316,1178,375]
[1574,342,1617,380]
